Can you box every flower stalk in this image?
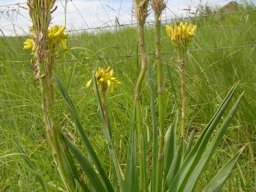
[166,22,197,144]
[88,67,124,190]
[177,46,186,141]
[134,0,150,191]
[101,90,124,192]
[26,1,73,191]
[151,0,166,191]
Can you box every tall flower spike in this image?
[26,1,75,191]
[166,22,197,47]
[151,0,166,15]
[166,21,197,146]
[135,0,150,25]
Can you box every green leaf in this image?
[164,144,183,190]
[185,130,195,157]
[124,105,138,192]
[55,77,114,192]
[167,83,238,191]
[63,135,107,192]
[93,74,124,191]
[148,62,158,191]
[203,146,245,192]
[61,134,90,191]
[180,93,243,192]
[163,112,178,181]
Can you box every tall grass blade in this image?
[63,135,107,192]
[14,139,48,192]
[56,77,114,192]
[166,60,177,99]
[203,146,245,192]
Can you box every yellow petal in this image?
[24,44,31,49]
[60,40,68,50]
[86,79,92,88]
[99,78,105,82]
[166,25,172,38]
[23,39,33,50]
[107,80,111,87]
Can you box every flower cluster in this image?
[23,38,36,52]
[166,22,197,47]
[23,25,68,52]
[48,25,68,51]
[87,67,120,92]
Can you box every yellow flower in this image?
[87,67,120,92]
[48,25,68,51]
[23,38,35,51]
[24,25,68,53]
[166,22,197,47]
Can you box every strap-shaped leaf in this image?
[64,135,107,192]
[148,62,158,191]
[93,73,123,190]
[62,134,90,191]
[167,83,238,191]
[185,130,195,157]
[180,93,243,192]
[124,105,138,192]
[164,144,183,189]
[203,146,245,192]
[163,112,178,182]
[56,77,114,192]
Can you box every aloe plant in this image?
[17,2,244,191]
[55,74,243,192]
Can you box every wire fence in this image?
[0,0,255,65]
[0,0,255,36]
[1,43,255,64]
[0,0,133,36]
[67,9,256,33]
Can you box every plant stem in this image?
[135,102,147,192]
[134,23,147,192]
[154,12,165,192]
[178,47,186,143]
[101,90,124,191]
[28,1,75,190]
[35,54,74,192]
[38,48,74,192]
[134,0,149,190]
[135,25,147,99]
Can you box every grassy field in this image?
[1,5,256,191]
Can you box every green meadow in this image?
[1,5,256,191]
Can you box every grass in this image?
[0,7,256,191]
